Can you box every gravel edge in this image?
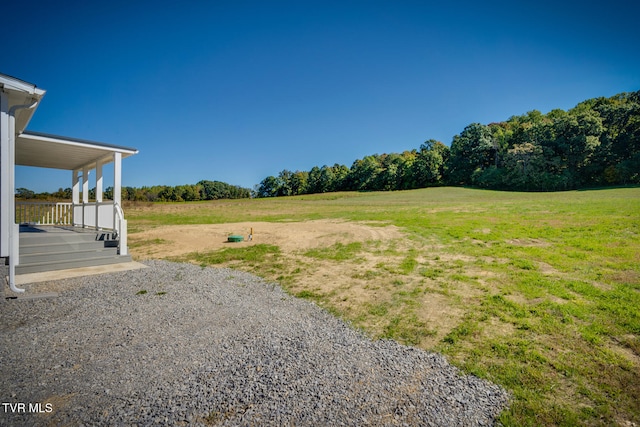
[1,260,509,426]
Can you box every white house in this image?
[1,73,138,293]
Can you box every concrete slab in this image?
[14,261,148,285]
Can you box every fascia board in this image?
[0,74,45,96]
[20,131,139,156]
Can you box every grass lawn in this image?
[126,186,640,426]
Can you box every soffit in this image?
[16,131,138,170]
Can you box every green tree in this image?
[290,171,309,195]
[178,184,201,201]
[158,186,183,202]
[396,150,417,189]
[374,153,403,191]
[15,188,35,199]
[590,91,640,184]
[502,142,546,190]
[276,170,294,196]
[349,155,383,191]
[331,164,350,191]
[306,166,322,194]
[256,176,280,198]
[413,140,448,187]
[198,180,250,199]
[317,165,336,193]
[447,123,494,185]
[544,109,604,187]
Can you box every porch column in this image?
[72,170,80,204]
[72,169,80,226]
[112,152,127,255]
[82,167,89,228]
[96,159,103,203]
[113,152,122,205]
[95,160,103,229]
[0,91,9,257]
[1,92,23,292]
[82,167,90,204]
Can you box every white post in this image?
[82,167,89,204]
[96,159,103,203]
[112,152,126,254]
[96,159,103,229]
[113,152,122,206]
[72,169,80,226]
[6,101,23,292]
[82,167,89,228]
[119,218,128,255]
[72,170,80,204]
[0,91,9,257]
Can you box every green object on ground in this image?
[227,235,244,242]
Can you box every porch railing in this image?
[114,202,128,255]
[15,201,128,255]
[72,201,117,230]
[16,201,73,225]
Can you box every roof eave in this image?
[0,74,45,96]
[20,131,139,156]
[16,132,139,170]
[0,74,47,133]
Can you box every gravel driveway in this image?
[1,260,509,426]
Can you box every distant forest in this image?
[17,180,251,202]
[255,90,640,196]
[19,91,639,201]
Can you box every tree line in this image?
[17,180,251,202]
[255,140,449,197]
[256,90,640,196]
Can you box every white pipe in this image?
[6,99,39,293]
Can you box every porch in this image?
[15,199,130,274]
[2,73,138,292]
[16,199,127,247]
[17,224,130,275]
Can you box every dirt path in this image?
[130,219,404,258]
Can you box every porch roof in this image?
[2,73,138,171]
[0,74,46,133]
[16,131,138,170]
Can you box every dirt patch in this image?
[130,220,404,258]
[608,337,640,368]
[506,293,569,306]
[473,228,492,235]
[416,292,465,346]
[506,238,550,247]
[537,261,559,275]
[129,219,483,349]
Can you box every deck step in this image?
[20,240,108,254]
[16,254,133,275]
[17,227,128,275]
[20,247,118,264]
[20,232,114,245]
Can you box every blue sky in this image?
[6,0,640,192]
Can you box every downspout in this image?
[6,99,39,293]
